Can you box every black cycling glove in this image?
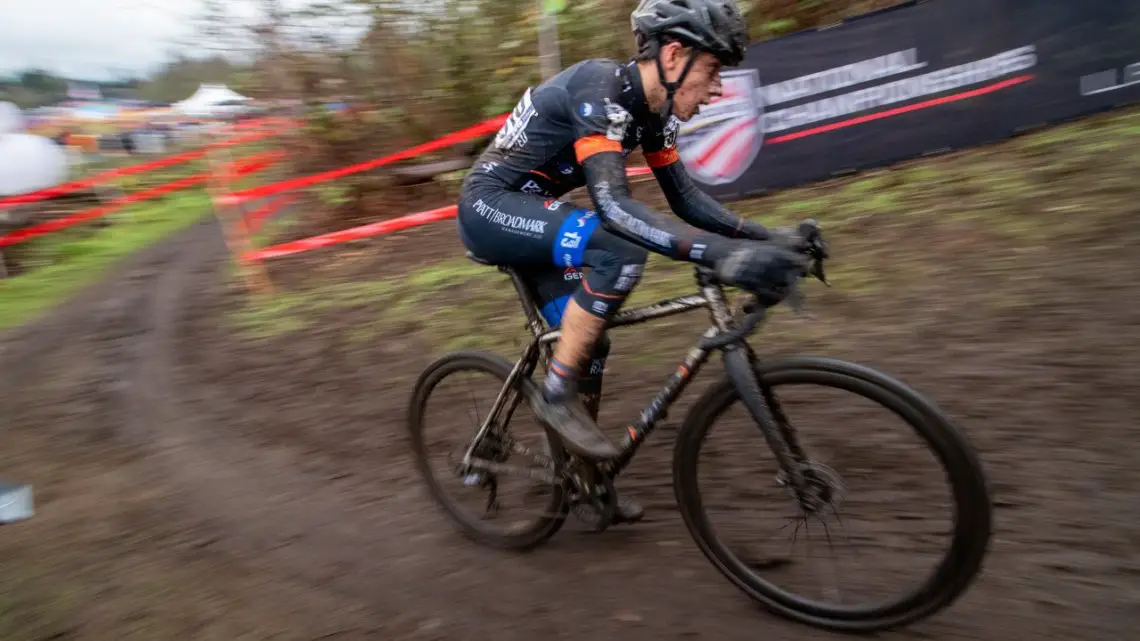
[714,243,810,307]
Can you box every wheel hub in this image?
[778,461,846,514]
[451,426,511,486]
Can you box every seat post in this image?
[465,251,550,337]
[499,265,550,338]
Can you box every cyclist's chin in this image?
[672,105,698,122]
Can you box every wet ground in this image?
[3,109,1139,640]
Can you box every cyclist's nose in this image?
[709,77,724,98]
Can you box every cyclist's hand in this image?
[767,218,827,257]
[715,242,810,306]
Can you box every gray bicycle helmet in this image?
[630,0,749,120]
[631,0,749,67]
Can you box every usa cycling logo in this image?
[677,69,764,186]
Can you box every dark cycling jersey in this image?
[463,58,772,267]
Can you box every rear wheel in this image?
[407,350,569,550]
[673,356,992,632]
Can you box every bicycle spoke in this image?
[677,356,990,630]
[411,353,571,549]
[736,518,796,571]
[815,514,844,604]
[466,379,482,432]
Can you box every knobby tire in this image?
[673,355,993,632]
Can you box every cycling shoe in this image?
[533,394,620,460]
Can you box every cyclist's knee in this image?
[592,243,646,291]
[612,245,646,296]
[617,242,648,267]
[574,240,646,318]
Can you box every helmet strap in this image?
[653,39,700,122]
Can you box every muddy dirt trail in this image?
[4,192,1139,641]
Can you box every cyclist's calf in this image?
[579,334,611,419]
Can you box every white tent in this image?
[173,84,252,117]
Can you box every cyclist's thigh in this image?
[457,189,570,265]
[458,189,644,320]
[459,188,639,270]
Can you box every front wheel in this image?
[673,356,992,632]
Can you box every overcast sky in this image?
[0,1,214,81]
[0,0,364,82]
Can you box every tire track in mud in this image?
[123,218,463,637]
[127,227,1035,641]
[1,227,186,418]
[113,219,1069,641]
[10,201,1132,639]
[119,221,706,640]
[152,225,1140,641]
[3,211,423,639]
[121,216,853,641]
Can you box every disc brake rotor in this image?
[777,461,846,515]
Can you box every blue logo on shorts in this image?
[552,209,600,269]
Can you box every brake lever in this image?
[811,256,830,287]
[794,219,830,287]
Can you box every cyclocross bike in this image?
[407,221,993,633]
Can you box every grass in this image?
[218,105,1140,356]
[228,279,395,339]
[227,258,525,352]
[0,190,211,330]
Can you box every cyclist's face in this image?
[667,47,724,121]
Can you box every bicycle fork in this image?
[702,279,812,497]
[722,347,809,490]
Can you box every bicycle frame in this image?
[465,261,753,478]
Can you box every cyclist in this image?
[457,0,812,523]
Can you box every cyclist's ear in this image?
[660,40,695,74]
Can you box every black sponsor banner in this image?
[676,0,1140,200]
[1009,0,1140,125]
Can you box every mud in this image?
[4,127,1140,640]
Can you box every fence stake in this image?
[205,137,275,294]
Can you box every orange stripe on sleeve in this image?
[645,148,680,168]
[574,135,623,163]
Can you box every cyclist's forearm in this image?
[581,151,733,266]
[652,162,771,240]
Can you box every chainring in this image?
[566,463,617,532]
